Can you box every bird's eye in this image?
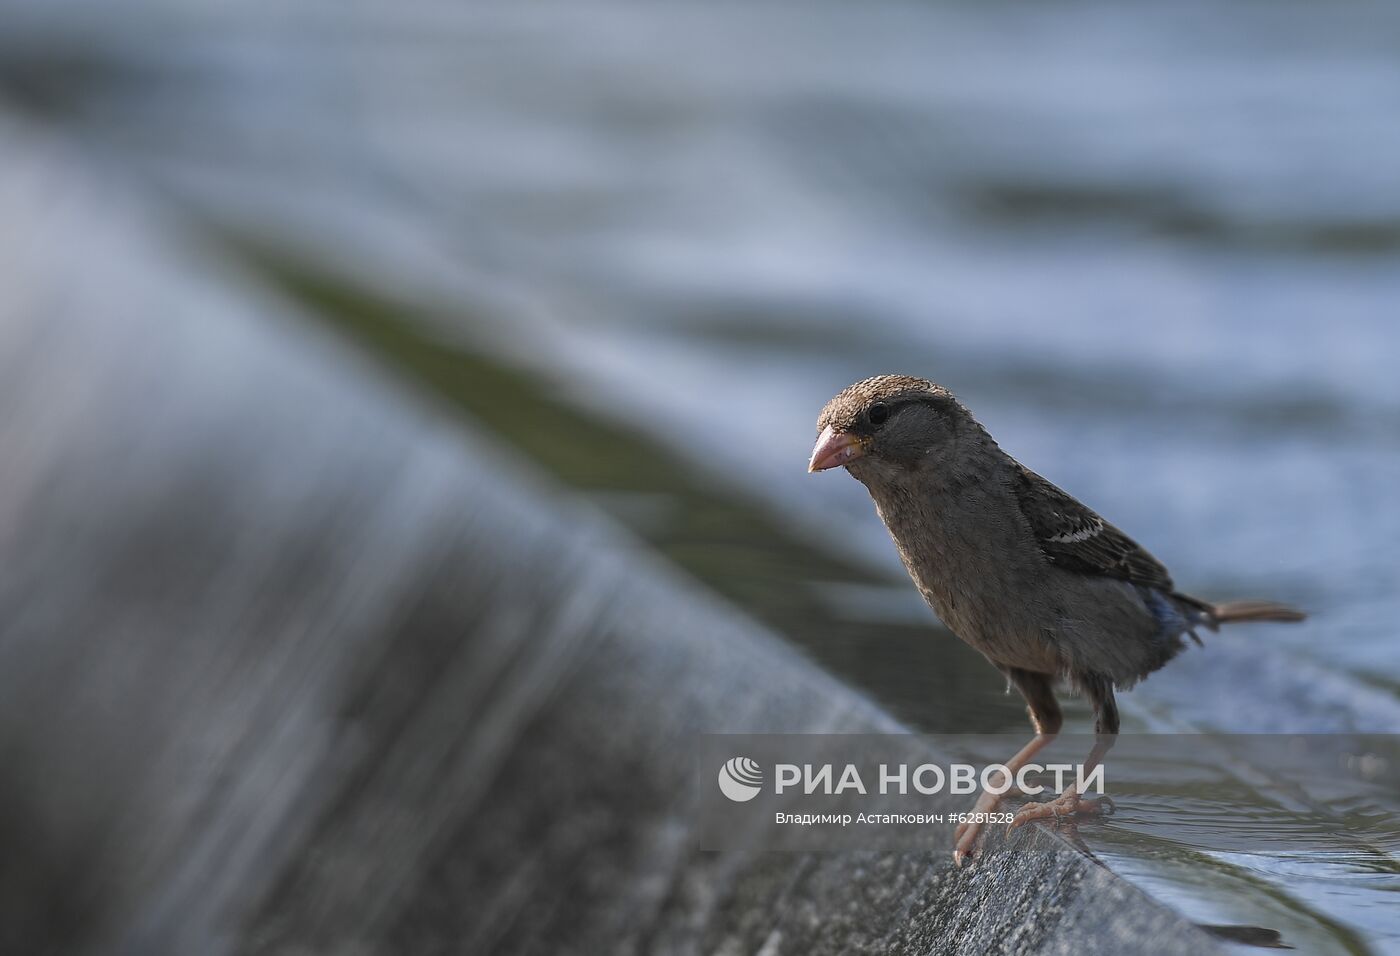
[867,402,890,427]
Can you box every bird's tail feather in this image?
[1210,600,1307,624]
[1173,594,1306,630]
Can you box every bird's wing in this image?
[1010,465,1175,592]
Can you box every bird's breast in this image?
[872,483,1058,665]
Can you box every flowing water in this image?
[4,0,1399,950]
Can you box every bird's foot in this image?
[1007,788,1113,832]
[952,789,1007,867]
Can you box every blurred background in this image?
[2,0,1399,952]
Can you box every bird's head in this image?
[809,375,976,483]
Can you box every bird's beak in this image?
[808,425,868,472]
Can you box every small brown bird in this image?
[809,375,1304,863]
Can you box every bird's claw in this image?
[1006,792,1113,832]
[951,789,1011,866]
[952,825,983,867]
[953,819,979,866]
[954,792,1115,866]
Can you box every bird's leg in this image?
[1008,674,1118,830]
[954,668,1061,865]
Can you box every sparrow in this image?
[808,375,1304,864]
